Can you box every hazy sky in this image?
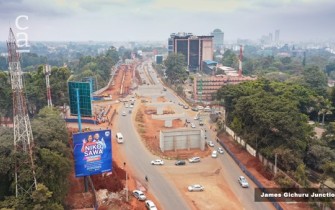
[0,0,334,42]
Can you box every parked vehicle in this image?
[133,190,146,201]
[211,150,218,158]
[116,132,124,144]
[204,106,211,112]
[145,200,158,210]
[238,176,249,188]
[188,157,200,163]
[175,160,186,166]
[122,111,126,116]
[188,184,204,192]
[191,123,196,128]
[197,106,204,110]
[199,120,204,126]
[191,107,199,111]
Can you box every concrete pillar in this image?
[157,107,163,115]
[165,120,173,127]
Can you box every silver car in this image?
[145,200,158,210]
[133,190,146,201]
[238,176,249,188]
[188,157,200,163]
[188,184,204,192]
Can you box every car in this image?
[211,150,218,158]
[163,87,167,91]
[183,105,189,109]
[185,119,191,124]
[194,115,199,120]
[188,157,200,163]
[175,160,186,165]
[217,147,224,154]
[197,106,204,110]
[122,111,126,116]
[133,190,146,201]
[188,184,204,192]
[151,159,164,165]
[125,104,129,108]
[207,141,214,147]
[199,120,204,126]
[238,176,249,188]
[191,107,199,111]
[145,200,158,210]
[204,107,211,112]
[129,104,134,108]
[191,123,196,128]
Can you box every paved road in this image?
[116,108,190,210]
[142,60,273,210]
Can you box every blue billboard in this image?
[73,130,112,177]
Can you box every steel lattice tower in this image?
[43,64,53,107]
[7,28,37,197]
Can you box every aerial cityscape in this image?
[0,0,335,210]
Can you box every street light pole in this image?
[275,153,278,175]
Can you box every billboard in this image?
[68,81,93,117]
[73,129,112,177]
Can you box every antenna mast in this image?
[7,28,37,197]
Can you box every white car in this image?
[151,159,164,165]
[194,116,199,120]
[207,141,214,147]
[145,200,158,210]
[188,184,204,192]
[191,123,196,128]
[129,104,134,108]
[238,176,249,188]
[188,157,200,163]
[125,104,129,108]
[121,111,126,116]
[217,147,224,154]
[211,150,218,158]
[197,106,204,110]
[133,190,146,201]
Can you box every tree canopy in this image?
[164,53,188,84]
[0,108,71,209]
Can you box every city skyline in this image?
[0,0,334,42]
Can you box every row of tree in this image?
[216,77,335,185]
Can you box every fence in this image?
[218,139,283,210]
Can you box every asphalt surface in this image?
[116,107,190,210]
[116,59,273,210]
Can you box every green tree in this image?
[221,49,238,68]
[164,53,188,84]
[302,66,327,96]
[294,164,309,187]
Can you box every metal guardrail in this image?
[218,139,284,210]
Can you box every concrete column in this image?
[165,120,172,127]
[157,107,163,115]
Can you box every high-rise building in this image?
[211,28,224,50]
[168,32,213,71]
[275,29,280,43]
